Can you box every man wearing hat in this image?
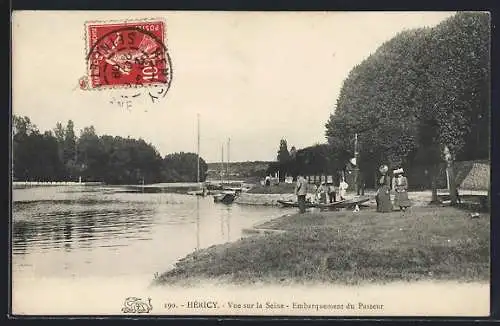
[295,174,308,213]
[393,168,411,211]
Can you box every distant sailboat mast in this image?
[227,138,230,184]
[220,145,224,185]
[196,113,200,250]
[197,113,200,187]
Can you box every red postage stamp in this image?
[82,19,172,90]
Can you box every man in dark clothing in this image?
[328,183,336,203]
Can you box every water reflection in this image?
[196,196,200,250]
[217,206,232,242]
[227,207,231,242]
[64,218,72,251]
[12,186,294,278]
[12,202,155,254]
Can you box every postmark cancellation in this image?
[81,19,173,93]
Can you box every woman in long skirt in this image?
[393,168,411,211]
[376,165,392,212]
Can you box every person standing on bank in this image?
[376,164,392,212]
[295,174,308,213]
[393,168,411,211]
[328,183,336,203]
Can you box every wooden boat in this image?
[337,196,371,208]
[276,200,317,208]
[277,196,371,209]
[213,191,237,204]
[277,199,349,209]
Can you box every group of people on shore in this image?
[293,175,349,213]
[311,180,349,205]
[294,165,411,214]
[375,165,411,213]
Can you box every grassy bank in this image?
[156,206,489,286]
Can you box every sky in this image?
[12,11,455,163]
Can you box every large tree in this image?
[13,116,65,181]
[325,12,490,204]
[76,126,101,181]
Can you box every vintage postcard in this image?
[11,11,491,316]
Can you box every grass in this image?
[155,206,489,286]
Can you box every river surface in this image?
[11,186,489,316]
[12,185,295,279]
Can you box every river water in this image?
[12,185,295,279]
[11,186,489,316]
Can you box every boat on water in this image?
[213,191,237,204]
[276,200,318,208]
[277,196,371,209]
[213,137,240,205]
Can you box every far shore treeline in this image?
[267,12,490,198]
[12,116,208,184]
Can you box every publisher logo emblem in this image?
[121,297,153,313]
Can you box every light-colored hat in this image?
[393,168,404,175]
[349,158,357,166]
[379,165,388,174]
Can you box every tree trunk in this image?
[354,168,359,195]
[448,161,458,206]
[442,145,457,206]
[430,164,439,204]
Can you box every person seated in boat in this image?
[312,183,318,203]
[327,183,337,203]
[316,182,327,204]
[338,179,349,200]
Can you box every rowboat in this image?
[276,200,318,208]
[213,191,237,204]
[277,196,370,209]
[338,196,371,207]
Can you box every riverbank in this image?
[155,206,489,286]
